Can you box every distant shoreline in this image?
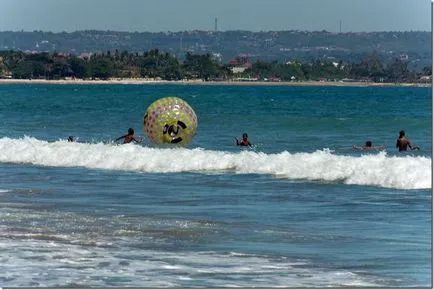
[0,78,431,87]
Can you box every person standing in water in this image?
[236,133,252,147]
[396,130,419,151]
[115,128,141,144]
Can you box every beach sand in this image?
[0,78,431,87]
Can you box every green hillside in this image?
[0,30,430,70]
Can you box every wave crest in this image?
[0,137,430,190]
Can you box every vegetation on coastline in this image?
[0,30,430,70]
[0,49,431,83]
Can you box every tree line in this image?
[0,49,431,83]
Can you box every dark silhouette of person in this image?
[396,130,419,151]
[116,128,141,144]
[236,133,252,147]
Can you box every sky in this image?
[0,0,431,33]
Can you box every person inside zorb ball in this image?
[143,97,198,145]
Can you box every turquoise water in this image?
[0,84,431,287]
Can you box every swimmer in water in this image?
[352,141,384,151]
[396,130,419,151]
[115,128,141,144]
[236,133,252,147]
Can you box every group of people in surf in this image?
[68,128,253,146]
[114,129,253,147]
[68,128,418,152]
[109,128,254,147]
[352,130,420,152]
[68,127,142,144]
[232,130,420,151]
[236,130,420,151]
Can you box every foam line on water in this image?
[0,137,430,190]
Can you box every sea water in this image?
[0,84,431,287]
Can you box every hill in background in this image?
[0,30,430,70]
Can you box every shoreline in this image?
[0,78,431,87]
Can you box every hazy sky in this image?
[0,0,431,33]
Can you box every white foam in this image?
[0,137,430,190]
[0,207,417,288]
[0,237,390,287]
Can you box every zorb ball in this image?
[143,97,198,145]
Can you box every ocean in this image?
[0,83,431,288]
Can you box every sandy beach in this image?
[0,78,431,87]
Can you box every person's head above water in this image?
[242,133,248,139]
[399,130,405,137]
[128,128,134,135]
[365,141,372,147]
